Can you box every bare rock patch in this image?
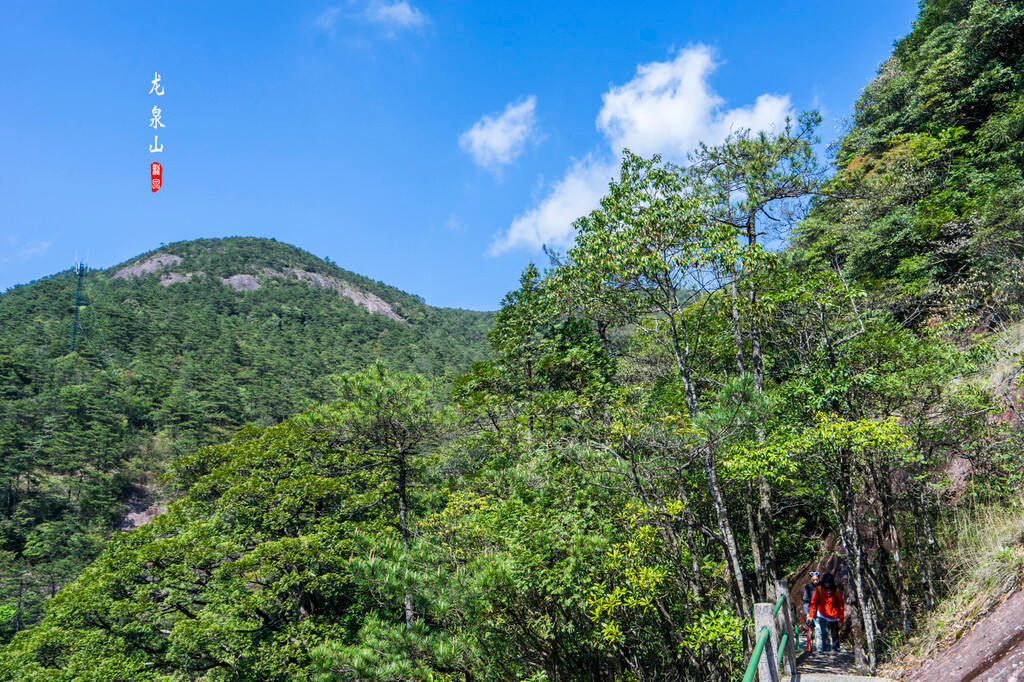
[283,268,404,322]
[903,590,1024,681]
[217,267,404,321]
[113,253,183,279]
[222,274,262,291]
[159,272,199,286]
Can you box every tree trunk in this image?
[849,514,877,671]
[397,455,414,631]
[745,483,765,601]
[756,473,778,595]
[914,487,938,609]
[669,319,750,617]
[743,211,778,593]
[730,278,746,375]
[704,443,750,618]
[832,464,877,671]
[869,459,911,635]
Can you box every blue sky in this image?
[0,1,919,310]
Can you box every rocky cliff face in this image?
[113,251,406,322]
[901,590,1024,681]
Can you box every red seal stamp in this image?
[151,162,163,192]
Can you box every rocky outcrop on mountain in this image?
[278,267,404,322]
[901,590,1024,681]
[113,253,183,278]
[109,245,405,321]
[222,274,262,291]
[159,272,198,286]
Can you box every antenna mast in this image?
[70,260,87,353]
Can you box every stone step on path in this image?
[798,676,895,682]
[796,651,895,681]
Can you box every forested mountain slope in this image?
[799,0,1024,323]
[0,237,492,640]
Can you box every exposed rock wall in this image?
[110,253,404,321]
[113,254,182,278]
[280,268,404,322]
[903,590,1024,681]
[159,272,197,286]
[222,274,262,291]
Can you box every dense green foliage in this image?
[0,237,492,640]
[800,0,1024,322]
[4,149,1017,679]
[3,2,1024,679]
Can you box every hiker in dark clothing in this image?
[803,571,822,651]
[809,572,845,652]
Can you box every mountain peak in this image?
[108,237,412,322]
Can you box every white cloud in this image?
[597,46,790,157]
[460,96,538,170]
[490,45,793,255]
[19,240,52,260]
[365,1,428,29]
[315,2,427,36]
[489,155,615,256]
[315,7,341,31]
[445,214,465,232]
[0,235,52,264]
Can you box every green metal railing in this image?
[742,593,800,681]
[776,632,789,663]
[741,626,772,682]
[770,594,795,667]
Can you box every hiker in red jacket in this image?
[808,572,844,652]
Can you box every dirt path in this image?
[903,590,1024,681]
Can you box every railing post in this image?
[776,580,798,674]
[753,603,781,682]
